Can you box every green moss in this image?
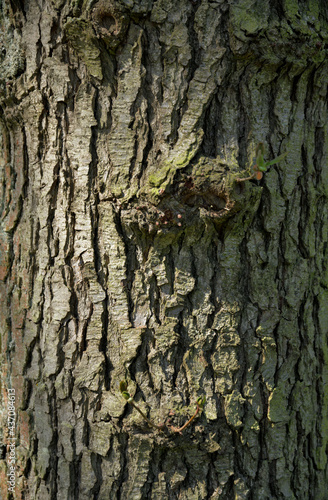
[283,0,299,19]
[148,165,172,188]
[314,289,328,470]
[268,385,290,423]
[146,144,204,195]
[229,0,269,41]
[224,390,245,429]
[71,0,83,15]
[64,18,103,79]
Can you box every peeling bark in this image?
[1,0,328,498]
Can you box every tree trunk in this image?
[1,0,328,498]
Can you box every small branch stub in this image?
[119,381,165,431]
[119,381,205,434]
[167,396,206,434]
[237,143,287,183]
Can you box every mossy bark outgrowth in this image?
[1,0,328,498]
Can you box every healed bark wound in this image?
[1,0,328,498]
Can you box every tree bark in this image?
[1,0,328,498]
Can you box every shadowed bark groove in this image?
[1,0,328,498]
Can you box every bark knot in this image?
[91,0,129,50]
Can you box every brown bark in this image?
[1,0,328,498]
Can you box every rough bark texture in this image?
[1,0,328,498]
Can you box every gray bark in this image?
[1,0,328,498]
